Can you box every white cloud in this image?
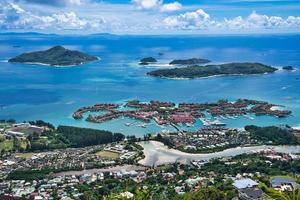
[131,0,162,10]
[163,9,211,30]
[20,0,83,6]
[160,2,182,12]
[0,2,105,30]
[0,1,300,34]
[132,0,182,12]
[223,11,300,30]
[164,9,300,32]
[68,0,82,6]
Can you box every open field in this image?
[0,140,13,152]
[15,152,36,159]
[95,150,120,159]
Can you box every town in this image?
[0,119,299,199]
[1,145,299,200]
[73,99,291,127]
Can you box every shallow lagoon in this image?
[0,33,300,136]
[139,141,300,166]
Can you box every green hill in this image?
[148,62,277,79]
[9,45,98,66]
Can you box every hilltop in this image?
[148,62,278,79]
[8,46,98,66]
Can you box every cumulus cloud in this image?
[18,0,82,6]
[164,9,300,31]
[132,0,181,12]
[223,11,300,30]
[0,0,300,34]
[163,9,211,29]
[131,0,162,10]
[160,2,182,12]
[0,2,104,30]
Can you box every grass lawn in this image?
[15,152,36,159]
[0,140,13,151]
[96,150,120,159]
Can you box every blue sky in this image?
[0,0,300,34]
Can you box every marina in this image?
[0,34,299,136]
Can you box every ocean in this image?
[0,33,299,136]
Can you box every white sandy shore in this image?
[7,57,100,67]
[138,141,300,166]
[270,106,284,111]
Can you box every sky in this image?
[0,0,300,34]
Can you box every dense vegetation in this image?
[6,168,54,181]
[169,58,210,65]
[148,62,277,79]
[73,164,237,200]
[1,120,125,152]
[245,125,299,145]
[282,66,294,70]
[200,153,300,176]
[139,57,157,65]
[28,120,55,129]
[8,46,98,66]
[261,183,300,200]
[57,126,125,147]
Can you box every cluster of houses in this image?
[0,144,121,179]
[0,167,148,200]
[0,123,45,139]
[232,176,300,200]
[159,128,254,152]
[73,99,290,127]
[103,144,138,160]
[258,149,300,161]
[233,178,265,200]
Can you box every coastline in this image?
[7,57,100,67]
[138,141,300,166]
[148,72,276,80]
[148,65,300,80]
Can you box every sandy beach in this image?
[138,141,300,167]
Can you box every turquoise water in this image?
[0,33,299,136]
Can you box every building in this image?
[233,178,258,189]
[271,177,299,192]
[233,178,264,200]
[238,187,264,200]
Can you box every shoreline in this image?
[148,65,299,80]
[148,72,276,80]
[138,141,300,166]
[7,57,100,67]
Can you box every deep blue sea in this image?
[0,33,299,136]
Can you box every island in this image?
[8,45,98,66]
[169,58,211,65]
[147,62,277,79]
[282,66,294,71]
[73,99,291,127]
[139,57,157,65]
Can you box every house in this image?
[0,195,28,200]
[271,177,299,192]
[233,178,264,200]
[0,182,10,194]
[238,187,264,200]
[119,191,134,199]
[233,178,258,189]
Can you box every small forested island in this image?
[282,66,294,71]
[169,58,211,65]
[139,57,157,65]
[148,62,277,79]
[8,45,98,66]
